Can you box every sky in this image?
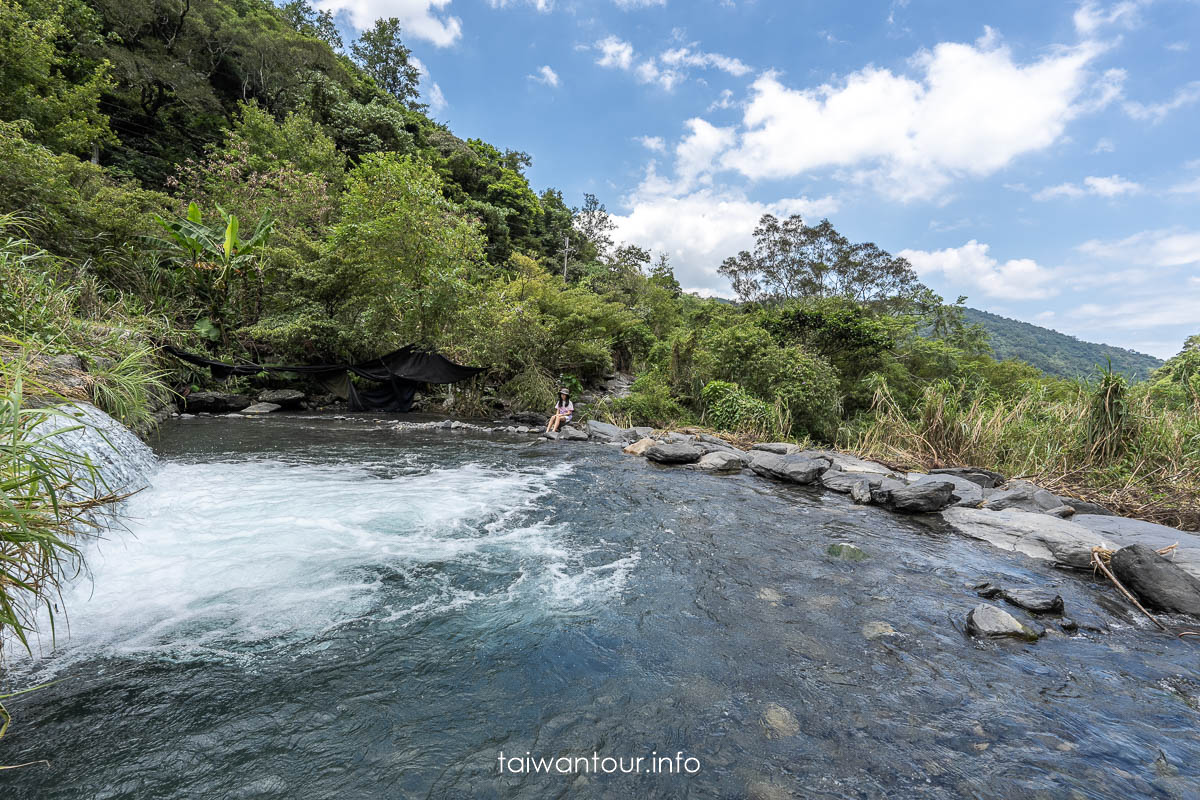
[312,0,1200,359]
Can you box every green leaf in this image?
[193,318,221,342]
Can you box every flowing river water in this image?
[3,415,1200,798]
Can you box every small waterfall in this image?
[37,403,158,497]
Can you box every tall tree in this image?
[279,0,343,51]
[718,214,924,306]
[350,17,423,110]
[573,193,615,261]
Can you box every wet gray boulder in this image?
[1060,498,1115,516]
[662,431,695,444]
[813,451,901,478]
[820,470,881,494]
[977,584,1064,614]
[930,467,1006,489]
[585,420,626,442]
[631,426,654,439]
[697,451,744,472]
[558,425,590,441]
[183,391,252,413]
[872,480,959,513]
[983,480,1064,514]
[966,603,1039,641]
[941,507,1109,569]
[257,388,305,408]
[1110,544,1200,616]
[913,474,982,507]
[1072,514,1200,580]
[748,453,830,484]
[751,442,800,455]
[645,443,703,464]
[242,402,281,414]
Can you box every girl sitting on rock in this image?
[546,388,574,433]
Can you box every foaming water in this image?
[5,415,1200,799]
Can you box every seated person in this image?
[546,388,574,432]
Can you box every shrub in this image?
[607,372,692,428]
[701,380,775,438]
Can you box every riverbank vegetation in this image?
[0,0,1195,534]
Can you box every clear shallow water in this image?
[3,415,1200,799]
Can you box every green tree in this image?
[350,17,423,110]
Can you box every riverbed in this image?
[4,414,1199,798]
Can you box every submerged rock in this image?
[966,604,1039,641]
[182,391,251,414]
[748,452,830,484]
[827,543,868,561]
[645,443,702,464]
[872,480,959,513]
[242,402,281,414]
[861,620,899,638]
[1110,544,1200,616]
[941,507,1109,569]
[1001,589,1065,615]
[760,703,800,739]
[697,451,744,472]
[623,437,656,456]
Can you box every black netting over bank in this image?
[163,345,484,412]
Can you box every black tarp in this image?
[163,345,484,412]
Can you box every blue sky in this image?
[313,0,1200,359]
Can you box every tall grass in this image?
[845,374,1200,529]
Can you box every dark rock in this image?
[697,451,744,472]
[662,431,695,444]
[751,442,800,455]
[257,388,305,408]
[1110,544,1200,616]
[872,481,959,513]
[585,420,625,442]
[558,426,590,441]
[1072,515,1200,580]
[820,470,880,494]
[1045,504,1076,518]
[748,453,830,484]
[1000,589,1065,614]
[983,480,1063,514]
[1060,498,1115,517]
[966,603,1039,641]
[182,391,252,414]
[850,481,874,504]
[645,443,703,464]
[914,473,983,507]
[930,467,1006,489]
[1059,617,1078,633]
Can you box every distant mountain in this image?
[962,307,1163,381]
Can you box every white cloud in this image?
[488,0,553,10]
[315,0,462,46]
[635,135,666,152]
[613,0,666,7]
[1092,137,1115,153]
[1033,173,1141,200]
[708,89,736,111]
[898,240,1060,300]
[593,37,752,91]
[1077,229,1200,266]
[1169,176,1200,195]
[1124,81,1200,123]
[529,65,560,87]
[718,31,1109,200]
[660,46,751,77]
[611,189,839,291]
[1167,41,1190,52]
[1073,0,1148,36]
[427,83,447,113]
[596,35,635,69]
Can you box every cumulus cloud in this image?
[1073,0,1149,36]
[716,31,1109,200]
[1077,229,1200,266]
[427,83,447,113]
[898,240,1060,299]
[611,189,839,291]
[593,36,751,91]
[315,0,462,46]
[1124,81,1200,123]
[635,135,666,152]
[529,65,560,87]
[488,0,552,10]
[1033,174,1142,200]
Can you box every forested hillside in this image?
[0,0,1196,532]
[962,308,1162,381]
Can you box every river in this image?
[3,414,1198,798]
